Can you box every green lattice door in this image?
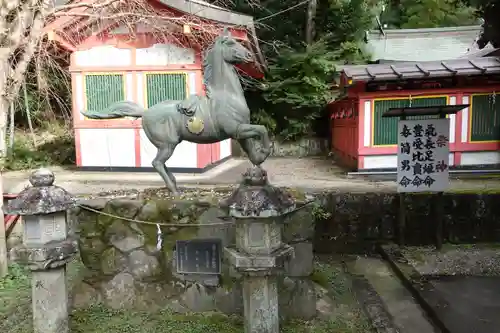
[372,97,447,145]
[470,94,500,142]
[84,74,125,113]
[146,73,187,107]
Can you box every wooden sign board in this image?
[397,118,450,193]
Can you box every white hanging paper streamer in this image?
[156,224,163,250]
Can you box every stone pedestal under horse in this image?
[81,29,271,195]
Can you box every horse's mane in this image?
[202,36,247,97]
[202,41,217,98]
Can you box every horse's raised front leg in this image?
[237,138,263,165]
[152,144,179,195]
[235,124,271,165]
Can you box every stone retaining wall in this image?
[231,137,329,157]
[69,196,319,319]
[314,192,500,252]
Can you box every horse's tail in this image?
[80,101,145,119]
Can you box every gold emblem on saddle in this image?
[186,116,205,135]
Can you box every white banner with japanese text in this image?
[397,118,450,193]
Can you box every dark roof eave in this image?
[341,57,500,83]
[50,0,266,71]
[162,0,254,26]
[382,104,470,118]
[158,0,266,71]
[51,0,254,26]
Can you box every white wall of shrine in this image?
[72,39,231,171]
[74,45,133,67]
[78,128,136,167]
[359,95,500,170]
[362,154,456,170]
[457,96,500,166]
[135,43,196,65]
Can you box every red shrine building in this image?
[329,57,500,171]
[44,0,264,172]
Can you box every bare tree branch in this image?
[0,0,262,278]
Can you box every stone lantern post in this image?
[6,168,77,333]
[222,166,299,333]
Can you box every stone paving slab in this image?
[426,276,500,333]
[347,256,437,333]
[380,244,500,333]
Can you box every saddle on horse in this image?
[177,95,209,135]
[176,95,203,117]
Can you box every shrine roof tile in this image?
[340,57,500,83]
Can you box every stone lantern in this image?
[6,168,77,333]
[221,166,299,333]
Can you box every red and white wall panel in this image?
[71,39,231,171]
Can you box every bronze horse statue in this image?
[81,29,271,194]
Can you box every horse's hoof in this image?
[166,188,180,196]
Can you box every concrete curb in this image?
[377,244,450,333]
[348,270,400,333]
[3,158,246,182]
[3,159,247,194]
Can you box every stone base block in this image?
[10,238,77,271]
[224,245,294,272]
[243,275,279,333]
[32,269,70,333]
[284,242,313,277]
[279,277,317,320]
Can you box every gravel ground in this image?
[5,157,500,196]
[402,244,500,276]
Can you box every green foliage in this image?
[69,305,371,333]
[224,0,373,141]
[0,260,372,333]
[15,59,72,128]
[252,0,372,140]
[0,264,31,332]
[70,307,243,333]
[311,201,332,220]
[3,57,73,172]
[0,264,29,290]
[310,258,373,332]
[381,0,478,29]
[315,0,375,46]
[5,123,75,171]
[474,0,500,48]
[250,108,277,134]
[224,0,309,52]
[263,40,338,109]
[259,39,368,140]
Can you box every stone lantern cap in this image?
[220,166,296,218]
[6,168,75,215]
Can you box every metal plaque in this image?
[186,116,205,135]
[175,239,222,275]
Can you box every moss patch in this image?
[312,256,372,332]
[0,264,31,332]
[448,188,500,194]
[1,258,373,333]
[402,243,500,264]
[68,306,369,333]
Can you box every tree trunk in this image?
[8,100,14,154]
[23,82,37,147]
[0,60,8,277]
[305,0,317,45]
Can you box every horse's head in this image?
[215,28,254,65]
